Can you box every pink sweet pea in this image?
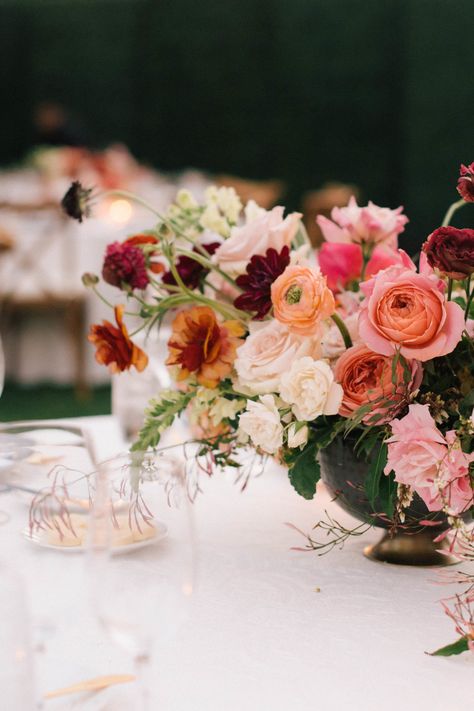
[358,252,465,361]
[318,242,403,292]
[316,196,408,247]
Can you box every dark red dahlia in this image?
[162,242,220,290]
[233,246,291,319]
[102,241,149,290]
[457,162,474,202]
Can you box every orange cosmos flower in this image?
[271,265,335,335]
[166,306,245,388]
[88,305,148,373]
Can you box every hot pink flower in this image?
[358,252,465,361]
[318,242,403,292]
[316,196,408,247]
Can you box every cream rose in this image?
[279,357,343,421]
[234,320,321,396]
[238,395,283,454]
[213,206,302,276]
[287,422,309,449]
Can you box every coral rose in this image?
[334,344,422,423]
[213,206,301,276]
[234,319,321,396]
[166,306,245,388]
[88,305,148,373]
[271,265,335,335]
[423,226,474,279]
[317,196,408,247]
[358,254,465,361]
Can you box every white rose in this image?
[213,206,302,277]
[238,395,283,454]
[279,357,343,421]
[234,320,321,396]
[287,422,309,449]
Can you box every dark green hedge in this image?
[1,0,473,247]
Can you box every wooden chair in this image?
[0,201,88,398]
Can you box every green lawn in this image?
[0,381,111,421]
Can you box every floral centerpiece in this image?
[62,162,474,656]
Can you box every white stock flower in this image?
[176,189,198,210]
[234,320,321,396]
[199,203,230,237]
[279,357,343,421]
[287,422,309,449]
[238,395,284,454]
[209,397,245,426]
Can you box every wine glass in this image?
[86,450,197,710]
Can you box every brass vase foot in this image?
[364,530,458,566]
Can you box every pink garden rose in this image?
[213,206,301,276]
[316,196,408,247]
[358,252,465,361]
[234,319,321,396]
[385,405,474,515]
[318,242,403,292]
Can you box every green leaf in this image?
[364,442,388,509]
[288,443,320,500]
[378,469,397,518]
[430,637,470,656]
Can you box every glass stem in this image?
[134,652,151,711]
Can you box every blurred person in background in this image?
[33,101,89,148]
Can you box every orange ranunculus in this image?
[88,305,148,373]
[166,306,245,388]
[270,265,335,335]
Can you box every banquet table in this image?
[0,416,472,711]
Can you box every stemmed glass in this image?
[86,450,197,710]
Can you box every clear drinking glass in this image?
[86,451,197,710]
[0,564,38,710]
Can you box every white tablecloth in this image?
[0,416,472,710]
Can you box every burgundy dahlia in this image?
[233,246,291,319]
[102,241,149,290]
[423,226,474,279]
[457,162,474,202]
[162,242,220,290]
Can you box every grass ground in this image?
[0,381,111,421]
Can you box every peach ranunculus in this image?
[358,252,465,362]
[213,206,301,276]
[271,265,335,336]
[385,405,474,514]
[334,344,422,424]
[234,319,321,396]
[316,196,408,248]
[166,306,245,388]
[317,242,404,292]
[88,305,148,373]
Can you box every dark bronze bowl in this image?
[319,436,460,565]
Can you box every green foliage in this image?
[377,469,397,518]
[430,637,470,657]
[286,441,320,500]
[132,390,193,451]
[364,441,388,509]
